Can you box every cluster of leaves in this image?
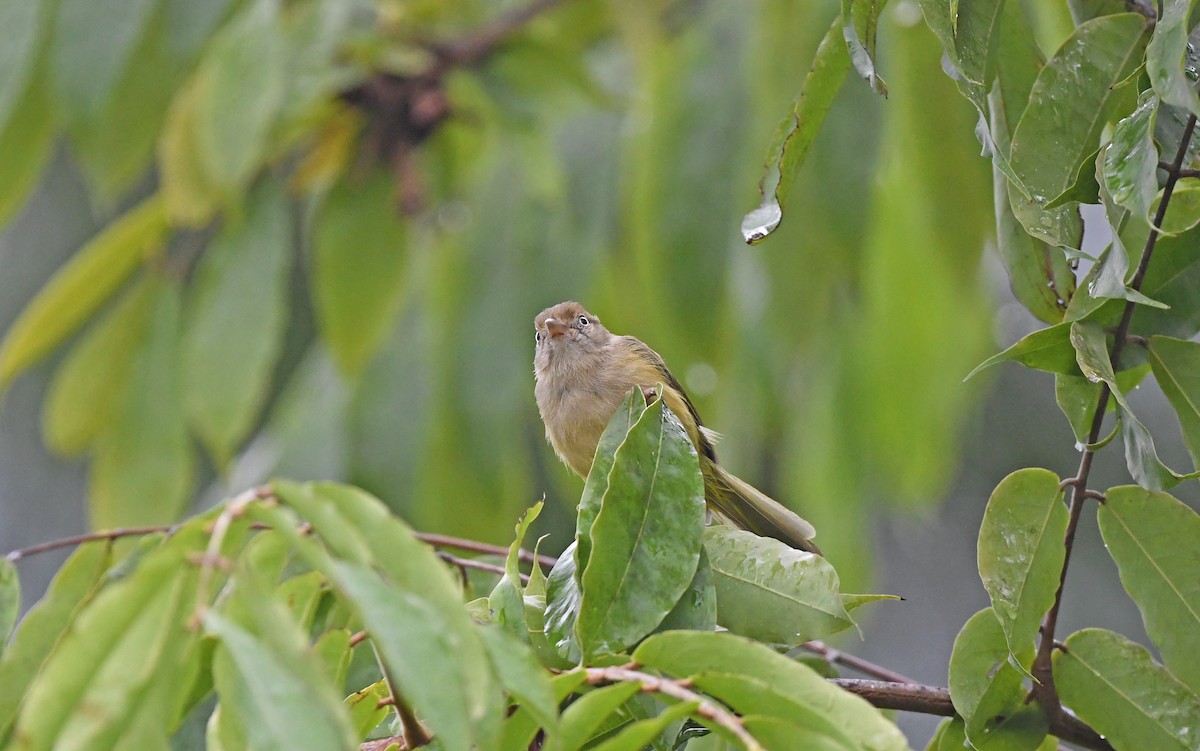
[0,391,903,751]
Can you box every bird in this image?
[533,300,821,554]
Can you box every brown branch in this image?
[5,525,174,562]
[800,641,916,684]
[1031,113,1199,721]
[435,550,529,584]
[584,666,763,751]
[417,532,556,570]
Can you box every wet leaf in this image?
[1148,335,1200,466]
[1146,0,1200,118]
[1105,91,1160,222]
[840,0,887,97]
[965,322,1079,379]
[948,608,1042,748]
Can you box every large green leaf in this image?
[192,0,286,194]
[576,389,645,576]
[1055,628,1200,751]
[652,547,716,634]
[1105,92,1160,223]
[977,468,1067,665]
[1129,224,1200,343]
[51,0,157,120]
[1148,335,1200,467]
[576,397,706,659]
[312,169,410,376]
[0,194,169,386]
[0,543,113,736]
[741,15,850,244]
[633,631,910,751]
[702,526,853,644]
[687,673,857,750]
[90,281,194,528]
[1008,14,1148,246]
[42,276,157,456]
[1147,0,1200,118]
[965,322,1078,379]
[182,182,291,465]
[948,608,1043,749]
[478,625,559,738]
[1097,486,1200,692]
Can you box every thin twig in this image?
[584,666,763,751]
[799,641,916,684]
[5,525,173,562]
[417,532,556,570]
[435,551,529,584]
[1030,113,1199,720]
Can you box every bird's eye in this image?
[578,315,589,326]
[535,331,544,343]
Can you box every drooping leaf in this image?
[42,276,157,456]
[0,194,169,386]
[1146,0,1200,118]
[633,631,910,751]
[953,0,1003,87]
[1098,486,1200,692]
[977,468,1067,665]
[840,0,887,97]
[1055,628,1200,751]
[192,0,286,195]
[1148,335,1200,467]
[741,15,850,243]
[948,608,1042,749]
[90,281,195,529]
[312,169,410,376]
[965,322,1079,380]
[703,527,853,644]
[576,397,706,659]
[1008,14,1148,246]
[1105,92,1161,222]
[1054,364,1149,445]
[182,182,291,466]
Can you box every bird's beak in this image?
[544,318,571,338]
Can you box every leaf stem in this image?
[1030,113,1198,720]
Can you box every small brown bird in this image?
[533,301,820,554]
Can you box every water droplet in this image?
[1074,441,1085,452]
[741,201,782,244]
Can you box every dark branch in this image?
[800,641,916,684]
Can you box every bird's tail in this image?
[706,465,822,555]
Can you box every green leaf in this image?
[948,608,1041,749]
[51,0,157,120]
[0,62,54,231]
[558,682,641,750]
[576,389,645,576]
[0,194,169,386]
[90,282,195,528]
[740,715,847,751]
[588,700,698,751]
[344,681,390,741]
[1146,0,1200,118]
[181,182,291,465]
[1130,224,1200,342]
[1008,14,1148,246]
[841,0,887,97]
[192,0,286,194]
[653,547,716,634]
[576,397,706,659]
[312,169,410,375]
[1098,486,1200,692]
[478,625,559,737]
[965,322,1079,379]
[633,631,909,751]
[42,276,158,456]
[491,502,543,641]
[1105,92,1160,222]
[953,0,1003,87]
[1153,183,1200,234]
[1054,364,1149,445]
[1148,335,1200,467]
[0,558,18,651]
[924,717,967,751]
[0,0,46,132]
[159,74,221,226]
[544,542,582,665]
[703,527,853,644]
[206,611,357,751]
[500,670,585,751]
[741,15,850,243]
[977,468,1067,666]
[689,673,857,750]
[0,542,112,736]
[1055,628,1200,751]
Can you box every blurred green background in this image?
[0,0,1192,743]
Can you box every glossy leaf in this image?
[544,542,582,665]
[965,322,1078,380]
[576,389,644,575]
[1146,0,1200,118]
[1105,92,1160,222]
[90,282,195,528]
[977,468,1067,663]
[182,182,291,465]
[1098,486,1200,692]
[0,558,18,651]
[703,527,853,644]
[312,169,410,375]
[51,0,157,120]
[948,608,1041,748]
[0,194,169,386]
[1008,14,1148,246]
[1148,335,1200,466]
[0,542,112,736]
[741,15,850,244]
[192,0,286,193]
[41,276,157,456]
[633,631,909,751]
[576,397,706,659]
[1055,628,1200,751]
[653,547,716,634]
